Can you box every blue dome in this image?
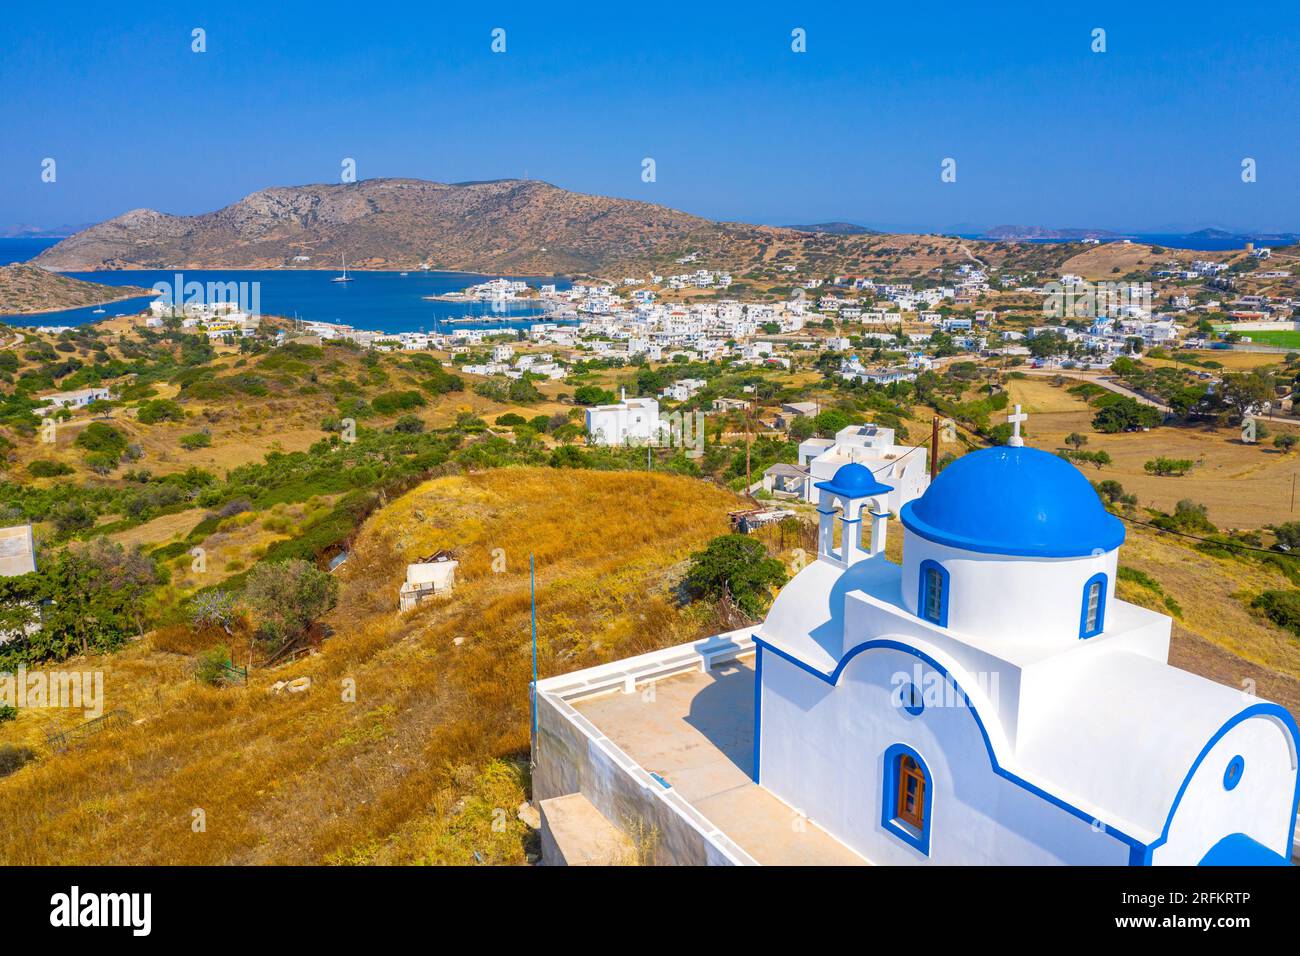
[899,446,1124,558]
[814,462,894,500]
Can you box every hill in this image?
[0,264,153,315]
[782,221,879,235]
[31,179,715,276]
[0,469,740,864]
[984,225,1123,241]
[30,178,1084,280]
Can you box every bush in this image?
[1144,457,1193,477]
[195,644,234,686]
[0,744,34,778]
[392,414,424,434]
[684,534,788,618]
[179,430,212,450]
[75,421,127,455]
[27,459,73,477]
[1252,590,1300,635]
[136,399,185,424]
[243,559,338,650]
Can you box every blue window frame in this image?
[882,743,933,855]
[917,559,949,627]
[1223,755,1245,791]
[1079,573,1108,639]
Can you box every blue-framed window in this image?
[881,743,933,855]
[1079,573,1107,639]
[918,559,949,627]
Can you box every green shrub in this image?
[136,398,186,424]
[1252,590,1300,635]
[195,644,234,686]
[27,459,73,477]
[75,421,127,455]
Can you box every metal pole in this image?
[530,553,538,741]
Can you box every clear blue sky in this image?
[2,0,1298,234]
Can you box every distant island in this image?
[782,221,880,235]
[0,263,154,316]
[982,225,1126,241]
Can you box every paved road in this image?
[1019,367,1172,413]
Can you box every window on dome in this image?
[918,560,948,626]
[1079,573,1107,639]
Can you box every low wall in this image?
[532,633,758,866]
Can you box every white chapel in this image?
[751,413,1299,865]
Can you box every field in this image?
[1241,330,1300,349]
[1006,376,1300,530]
[0,469,740,864]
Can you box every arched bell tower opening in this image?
[814,463,894,568]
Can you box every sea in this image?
[0,238,573,333]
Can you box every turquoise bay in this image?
[0,241,573,333]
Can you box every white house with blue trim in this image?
[751,422,1299,865]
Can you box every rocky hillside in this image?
[0,264,152,315]
[32,177,1085,280]
[32,178,719,276]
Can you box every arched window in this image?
[1079,573,1107,639]
[918,559,949,627]
[882,744,932,855]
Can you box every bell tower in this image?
[815,463,893,568]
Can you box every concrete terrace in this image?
[535,636,865,866]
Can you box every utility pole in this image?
[930,415,940,480]
[745,405,752,495]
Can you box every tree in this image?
[1065,432,1088,450]
[1271,521,1300,550]
[1218,369,1275,425]
[1144,457,1194,477]
[811,409,851,438]
[573,384,615,406]
[1274,433,1298,454]
[75,421,127,456]
[1092,397,1161,433]
[243,559,338,650]
[684,534,788,618]
[30,539,160,660]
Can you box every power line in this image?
[1115,511,1295,560]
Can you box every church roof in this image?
[898,446,1125,558]
[814,462,893,501]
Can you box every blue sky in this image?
[2,0,1299,234]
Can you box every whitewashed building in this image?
[585,390,666,446]
[793,424,929,514]
[534,414,1299,866]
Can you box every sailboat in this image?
[331,254,353,283]
[92,307,106,314]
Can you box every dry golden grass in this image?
[0,468,738,864]
[1007,377,1300,529]
[1058,243,1164,279]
